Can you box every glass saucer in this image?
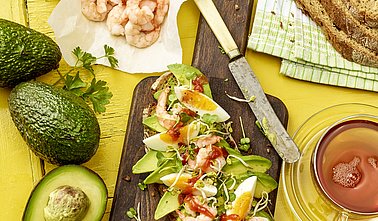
[282,103,378,221]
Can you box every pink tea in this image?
[315,119,378,214]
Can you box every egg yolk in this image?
[164,175,191,190]
[230,192,253,219]
[182,90,217,111]
[160,123,197,145]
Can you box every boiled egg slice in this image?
[161,173,192,190]
[226,176,257,219]
[143,122,200,151]
[174,86,230,122]
[161,173,217,197]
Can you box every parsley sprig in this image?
[55,45,118,114]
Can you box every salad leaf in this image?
[167,63,212,98]
[168,63,202,85]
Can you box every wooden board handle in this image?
[193,0,240,59]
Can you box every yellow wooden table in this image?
[1,0,378,220]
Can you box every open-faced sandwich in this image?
[131,64,277,221]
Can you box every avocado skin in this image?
[8,81,100,165]
[0,18,62,87]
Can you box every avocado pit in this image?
[44,185,90,221]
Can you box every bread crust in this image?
[341,0,378,28]
[294,0,378,67]
[319,0,378,52]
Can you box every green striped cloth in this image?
[248,0,378,91]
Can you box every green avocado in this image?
[0,18,61,87]
[23,165,107,221]
[8,81,100,165]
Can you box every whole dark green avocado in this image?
[8,81,100,165]
[0,18,62,87]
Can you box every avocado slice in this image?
[154,191,180,220]
[222,155,272,175]
[8,81,100,165]
[23,165,107,221]
[0,18,61,88]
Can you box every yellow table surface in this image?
[1,0,378,220]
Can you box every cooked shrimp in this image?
[125,0,155,25]
[106,3,127,36]
[151,71,173,91]
[177,199,217,221]
[194,135,222,148]
[97,0,109,13]
[81,0,110,21]
[194,145,226,173]
[155,87,179,129]
[124,21,161,48]
[154,0,169,26]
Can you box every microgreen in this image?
[202,113,218,125]
[238,117,251,151]
[126,204,141,221]
[137,182,147,191]
[55,45,118,114]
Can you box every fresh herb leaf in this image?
[64,72,87,91]
[82,78,113,113]
[55,45,118,114]
[104,44,118,68]
[72,46,97,74]
[202,113,218,125]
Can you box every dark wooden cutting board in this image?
[110,0,288,220]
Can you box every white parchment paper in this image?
[48,0,185,73]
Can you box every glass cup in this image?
[312,115,378,220]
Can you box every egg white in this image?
[143,122,200,151]
[161,173,217,197]
[174,86,230,122]
[227,176,257,219]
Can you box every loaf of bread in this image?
[294,0,378,67]
[342,0,378,28]
[319,0,378,52]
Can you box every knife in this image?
[193,0,300,163]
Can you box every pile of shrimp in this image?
[81,0,169,48]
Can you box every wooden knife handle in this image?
[193,0,241,59]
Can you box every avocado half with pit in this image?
[23,165,107,221]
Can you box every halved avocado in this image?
[23,165,107,221]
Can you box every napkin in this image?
[248,0,378,91]
[48,0,185,74]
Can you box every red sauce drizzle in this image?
[184,195,215,219]
[181,108,197,117]
[201,145,227,171]
[192,75,208,93]
[166,122,184,141]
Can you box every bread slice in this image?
[342,0,378,28]
[319,0,378,52]
[294,0,378,67]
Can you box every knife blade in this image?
[193,0,300,163]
